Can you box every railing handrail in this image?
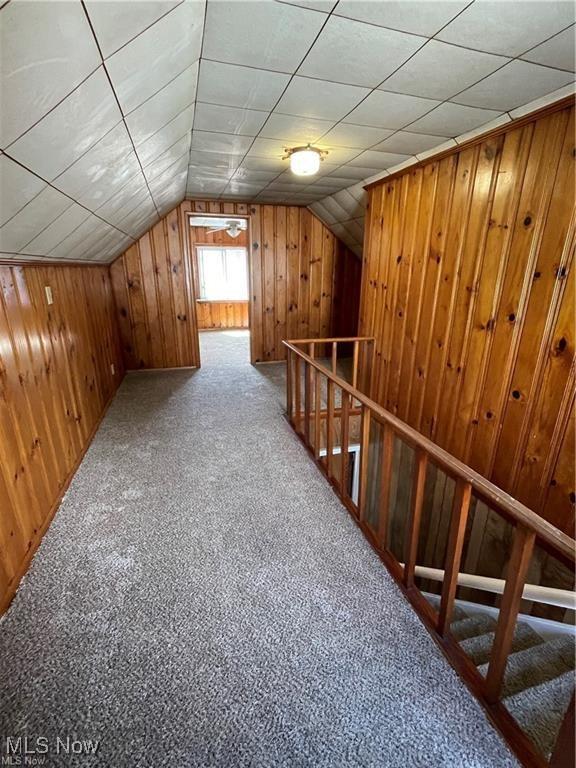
[408,564,576,610]
[289,336,375,344]
[283,337,576,563]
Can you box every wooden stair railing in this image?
[283,336,576,768]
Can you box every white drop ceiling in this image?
[0,0,574,263]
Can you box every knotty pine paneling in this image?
[110,204,199,369]
[196,301,249,330]
[0,263,123,611]
[112,200,361,367]
[359,101,575,534]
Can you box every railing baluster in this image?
[485,525,536,703]
[438,479,472,634]
[377,425,394,548]
[304,361,311,446]
[550,692,575,768]
[286,347,293,422]
[340,390,350,498]
[404,449,428,588]
[358,406,371,521]
[314,369,322,459]
[352,340,359,389]
[294,354,301,433]
[326,379,334,478]
[331,341,337,374]
[307,342,315,449]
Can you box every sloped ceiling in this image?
[0,0,574,263]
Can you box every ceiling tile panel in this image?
[406,102,504,136]
[144,136,191,182]
[0,1,101,148]
[232,169,280,182]
[275,77,370,120]
[314,146,365,164]
[520,25,576,72]
[508,83,575,119]
[186,178,230,195]
[373,130,448,154]
[8,68,122,181]
[436,0,575,57]
[97,184,155,226]
[343,90,440,129]
[106,1,204,114]
[202,1,326,72]
[48,216,116,259]
[276,0,337,11]
[197,61,291,110]
[0,187,73,253]
[260,114,335,142]
[452,60,575,112]
[0,156,46,227]
[85,0,181,59]
[318,124,394,149]
[188,150,243,169]
[331,188,364,219]
[299,15,425,88]
[54,123,142,209]
[240,157,287,173]
[325,165,382,180]
[194,103,269,136]
[23,204,91,255]
[136,106,195,166]
[125,63,197,145]
[248,137,290,159]
[191,132,253,155]
[334,0,469,37]
[380,40,509,100]
[348,150,412,169]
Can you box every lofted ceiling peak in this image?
[1,0,574,263]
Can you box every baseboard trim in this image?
[128,366,200,372]
[0,376,125,615]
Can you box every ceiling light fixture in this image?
[284,145,327,176]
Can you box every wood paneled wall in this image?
[110,205,199,369]
[197,301,249,329]
[0,263,123,610]
[112,200,362,367]
[360,100,575,534]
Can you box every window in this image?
[197,247,248,301]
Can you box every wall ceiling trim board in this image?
[1,0,574,263]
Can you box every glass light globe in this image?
[290,148,321,176]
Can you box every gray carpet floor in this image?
[0,331,518,767]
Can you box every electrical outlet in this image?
[110,363,115,375]
[45,286,53,305]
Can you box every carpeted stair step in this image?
[504,670,575,758]
[477,635,576,698]
[450,613,497,642]
[422,593,468,622]
[460,621,543,666]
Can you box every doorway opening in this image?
[188,213,251,366]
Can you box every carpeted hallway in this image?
[0,331,518,767]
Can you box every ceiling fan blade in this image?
[206,225,227,233]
